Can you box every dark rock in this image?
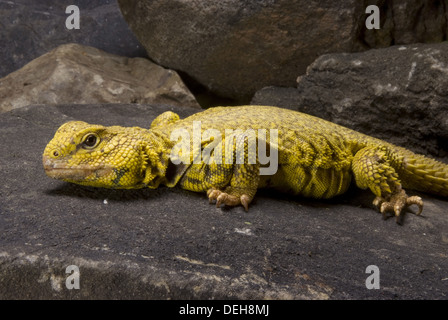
[251,43,448,160]
[0,0,146,78]
[118,0,448,101]
[1,103,448,299]
[362,0,448,47]
[0,43,200,113]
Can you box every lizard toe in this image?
[407,196,423,215]
[207,188,222,203]
[372,196,384,209]
[240,194,250,212]
[216,192,241,208]
[207,188,252,211]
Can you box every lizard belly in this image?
[260,164,352,199]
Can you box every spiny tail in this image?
[399,150,448,197]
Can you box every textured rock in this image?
[1,103,448,299]
[0,0,146,78]
[118,0,448,101]
[0,43,200,112]
[362,0,448,47]
[251,43,448,160]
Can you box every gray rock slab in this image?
[1,104,448,299]
[0,43,200,113]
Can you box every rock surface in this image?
[251,43,448,160]
[1,103,448,299]
[118,0,448,101]
[362,0,448,47]
[0,43,200,113]
[0,0,146,78]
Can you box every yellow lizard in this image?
[43,105,448,223]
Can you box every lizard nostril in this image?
[53,150,59,157]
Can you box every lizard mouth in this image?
[43,156,113,181]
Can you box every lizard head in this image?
[43,121,151,189]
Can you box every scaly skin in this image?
[43,105,448,223]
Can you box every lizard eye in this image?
[82,133,100,149]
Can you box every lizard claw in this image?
[207,188,251,211]
[207,188,221,204]
[373,189,423,224]
[240,195,250,212]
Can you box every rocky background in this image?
[1,0,448,300]
[252,43,448,159]
[1,0,447,158]
[117,0,448,159]
[0,0,145,78]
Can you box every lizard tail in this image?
[400,151,448,197]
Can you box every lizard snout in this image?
[42,155,85,180]
[42,155,69,179]
[42,154,114,182]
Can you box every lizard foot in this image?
[207,188,251,212]
[373,189,423,224]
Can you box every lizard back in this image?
[158,105,376,198]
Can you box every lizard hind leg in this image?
[352,146,423,223]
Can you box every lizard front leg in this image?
[178,159,261,212]
[207,163,259,211]
[206,132,261,211]
[178,131,262,211]
[178,162,259,211]
[351,146,423,223]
